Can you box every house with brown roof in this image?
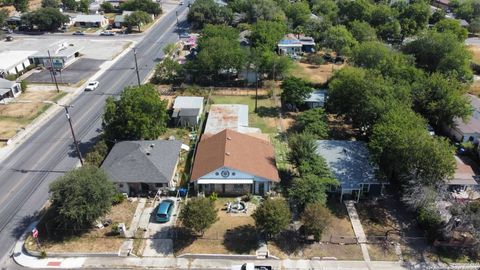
[190,129,280,196]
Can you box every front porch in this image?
[195,179,270,196]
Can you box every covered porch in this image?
[195,179,270,196]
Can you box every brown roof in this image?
[190,129,280,182]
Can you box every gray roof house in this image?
[74,14,108,28]
[172,96,204,127]
[0,78,22,102]
[304,90,327,108]
[101,140,182,196]
[448,94,480,143]
[316,140,384,201]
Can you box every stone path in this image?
[345,200,371,262]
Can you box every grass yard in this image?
[368,244,399,261]
[209,95,278,134]
[26,200,138,253]
[0,91,67,140]
[470,80,480,97]
[468,45,480,63]
[290,62,343,85]
[174,198,258,255]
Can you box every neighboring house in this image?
[190,129,280,196]
[448,94,480,143]
[459,19,469,27]
[204,104,261,135]
[74,14,108,28]
[172,96,204,127]
[278,34,316,56]
[0,50,37,78]
[0,78,22,102]
[114,15,126,28]
[101,140,183,196]
[432,0,451,9]
[30,43,81,70]
[448,156,479,200]
[316,140,384,202]
[304,89,327,109]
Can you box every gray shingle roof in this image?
[101,140,182,184]
[0,78,16,89]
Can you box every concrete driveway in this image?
[26,58,103,85]
[143,196,181,257]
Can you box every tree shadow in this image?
[223,225,259,254]
[172,227,196,254]
[256,106,278,118]
[272,229,305,256]
[66,134,103,160]
[326,196,349,219]
[10,214,37,239]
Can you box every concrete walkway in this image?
[126,198,146,238]
[345,200,371,262]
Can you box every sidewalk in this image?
[345,200,371,262]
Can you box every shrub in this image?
[20,80,28,93]
[179,197,218,235]
[39,250,47,258]
[417,206,442,241]
[253,198,291,238]
[242,193,253,202]
[112,193,125,205]
[111,222,120,235]
[209,192,218,202]
[308,54,325,65]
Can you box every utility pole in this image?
[47,50,60,93]
[63,105,83,166]
[133,48,141,86]
[176,10,179,26]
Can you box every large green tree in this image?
[42,0,58,8]
[49,166,116,230]
[152,58,183,85]
[253,199,291,238]
[188,0,232,28]
[310,0,338,22]
[62,0,78,11]
[103,84,168,140]
[245,0,286,23]
[286,1,310,28]
[393,0,430,39]
[295,108,329,139]
[179,197,218,235]
[280,77,313,111]
[337,0,373,23]
[434,19,468,41]
[289,174,337,209]
[250,20,287,51]
[348,20,377,42]
[125,10,152,32]
[120,0,161,15]
[321,25,358,55]
[403,30,473,81]
[21,8,69,31]
[301,202,332,242]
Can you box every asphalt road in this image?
[0,4,189,269]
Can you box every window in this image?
[362,184,369,193]
[155,183,163,188]
[232,172,236,176]
[234,184,243,192]
[215,172,219,176]
[119,184,124,188]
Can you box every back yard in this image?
[290,62,343,85]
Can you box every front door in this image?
[258,183,265,196]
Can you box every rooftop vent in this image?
[227,137,232,140]
[146,152,151,156]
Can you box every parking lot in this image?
[143,196,181,257]
[26,58,103,84]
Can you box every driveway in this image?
[26,58,104,85]
[143,196,181,257]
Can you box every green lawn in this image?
[209,95,278,134]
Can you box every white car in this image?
[85,81,99,91]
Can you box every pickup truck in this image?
[231,263,272,270]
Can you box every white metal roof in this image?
[74,14,106,23]
[0,50,37,71]
[173,96,204,110]
[204,104,256,135]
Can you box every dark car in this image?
[100,31,115,36]
[73,31,85,35]
[5,36,13,41]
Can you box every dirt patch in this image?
[468,45,480,63]
[368,244,399,261]
[290,62,344,84]
[27,200,138,253]
[0,120,24,139]
[327,114,359,140]
[469,80,480,97]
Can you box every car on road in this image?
[5,36,13,41]
[100,31,115,36]
[84,81,99,91]
[156,199,174,223]
[231,263,272,270]
[73,31,85,35]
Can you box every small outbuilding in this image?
[101,140,183,196]
[172,96,204,127]
[316,140,384,202]
[304,90,327,108]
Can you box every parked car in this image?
[100,31,114,36]
[231,263,272,270]
[84,81,99,91]
[106,25,113,30]
[179,31,189,38]
[5,36,13,41]
[156,199,174,223]
[73,31,85,35]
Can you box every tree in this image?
[187,0,232,28]
[412,73,471,127]
[434,19,468,41]
[393,0,430,39]
[337,0,373,23]
[286,1,310,28]
[254,49,292,80]
[430,9,446,24]
[245,0,285,23]
[125,10,152,32]
[84,139,109,167]
[12,0,29,12]
[321,25,358,55]
[253,198,291,238]
[152,58,183,85]
[49,166,116,230]
[42,0,58,8]
[289,174,337,209]
[301,203,332,242]
[62,0,77,11]
[451,0,480,21]
[375,19,402,42]
[0,10,8,27]
[287,132,333,177]
[369,4,395,27]
[304,17,332,42]
[102,84,168,141]
[295,108,329,139]
[120,0,162,15]
[403,30,473,81]
[21,8,70,31]
[250,20,287,51]
[311,0,338,22]
[469,18,480,34]
[100,1,115,13]
[179,197,218,235]
[78,0,89,13]
[348,20,377,42]
[328,67,410,133]
[280,77,312,111]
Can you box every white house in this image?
[448,94,480,143]
[172,96,204,127]
[30,43,81,70]
[0,78,22,102]
[74,14,108,28]
[0,51,37,77]
[191,129,280,196]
